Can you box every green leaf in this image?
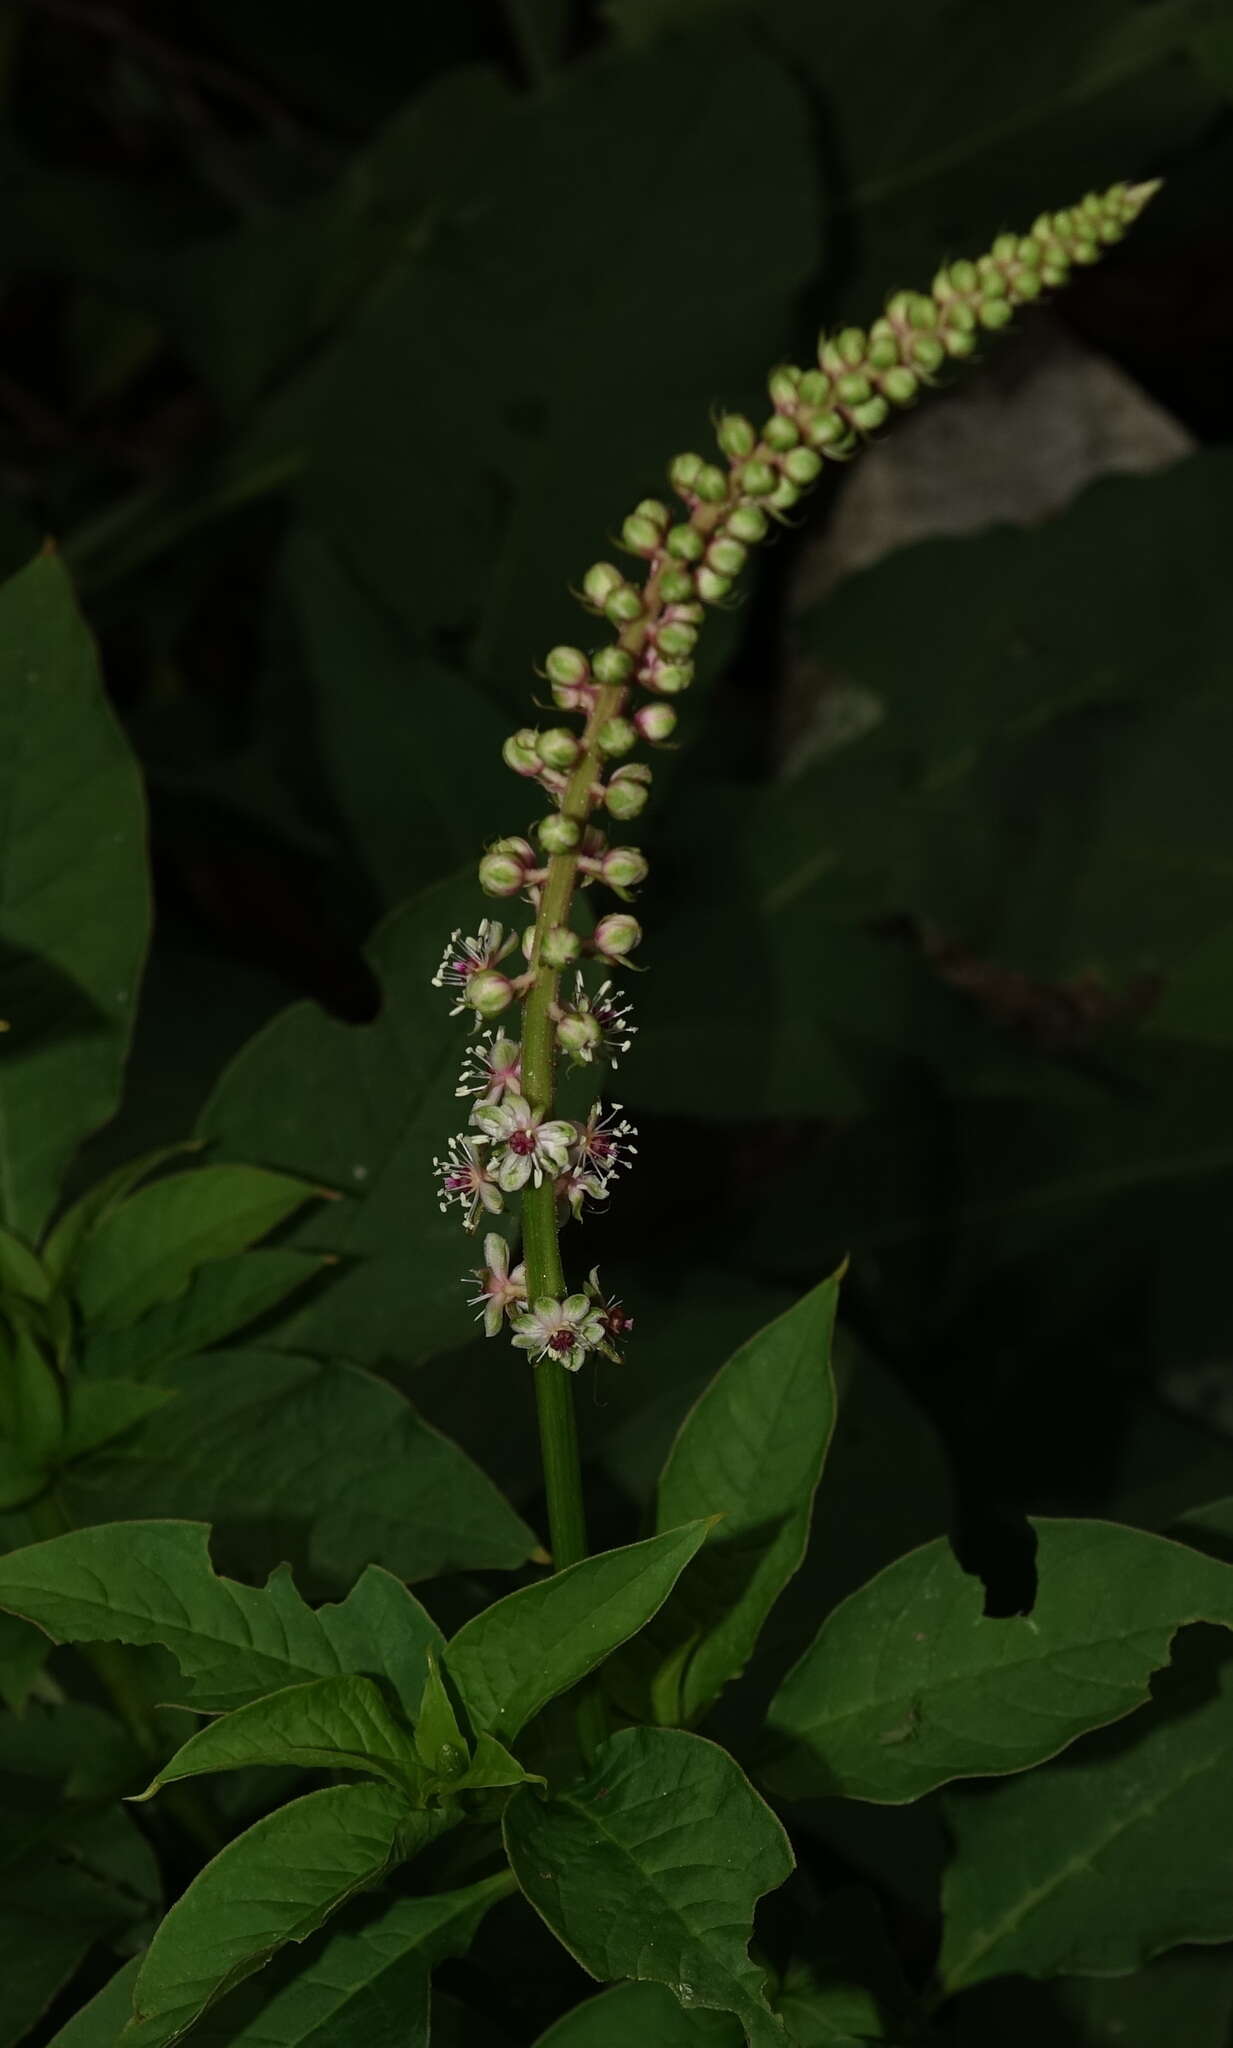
[0,1309,63,1463]
[504,1727,792,2048]
[178,1873,513,2048]
[61,1376,172,1458]
[0,1608,50,1709]
[0,1519,443,1712]
[0,551,149,1242]
[534,1982,741,2047]
[45,1958,140,2048]
[63,1349,538,1589]
[762,1518,1233,1803]
[42,1143,202,1283]
[0,1226,50,1302]
[198,872,499,1365]
[612,1275,841,1726]
[938,1626,1233,1993]
[81,1249,328,1378]
[73,1164,327,1332]
[415,1648,468,1774]
[446,1522,712,1742]
[140,1674,423,1799]
[123,1782,431,2048]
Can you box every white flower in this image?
[555,1159,609,1222]
[510,1294,608,1373]
[572,1102,637,1185]
[431,922,517,1016]
[471,1093,577,1193]
[455,1032,522,1105]
[433,1135,504,1232]
[465,1233,528,1338]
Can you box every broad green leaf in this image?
[504,1727,792,2048]
[81,1250,328,1378]
[0,1519,442,1712]
[46,1957,140,2048]
[614,1275,841,1726]
[61,1377,172,1458]
[42,1143,202,1283]
[183,1873,514,2048]
[762,1518,1233,1803]
[73,1164,327,1331]
[64,1349,537,1589]
[198,872,498,1364]
[140,1675,422,1799]
[446,1522,712,1742]
[124,1782,431,2048]
[0,551,149,1242]
[534,1982,741,2047]
[938,1627,1233,1993]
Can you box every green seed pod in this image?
[836,370,872,406]
[707,536,748,577]
[666,523,705,562]
[767,364,801,408]
[467,970,514,1018]
[605,584,645,626]
[694,463,729,503]
[545,645,590,688]
[658,566,695,603]
[541,924,582,968]
[881,365,919,405]
[798,368,832,405]
[695,566,733,605]
[726,503,769,544]
[656,620,697,657]
[653,662,694,694]
[621,512,662,556]
[762,413,800,452]
[596,716,637,757]
[538,812,582,853]
[593,646,634,685]
[737,459,777,498]
[537,727,581,770]
[717,413,757,459]
[669,452,703,493]
[479,850,525,897]
[782,446,823,486]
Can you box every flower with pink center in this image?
[555,1159,610,1223]
[455,1032,522,1106]
[465,1232,528,1338]
[471,1092,577,1193]
[510,1293,608,1373]
[573,1102,638,1185]
[431,921,518,1016]
[432,1135,504,1232]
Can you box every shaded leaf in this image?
[534,1982,741,2047]
[42,1144,202,1284]
[80,1250,329,1379]
[763,1518,1233,1802]
[505,1727,792,2048]
[141,1675,423,1799]
[46,1958,140,2048]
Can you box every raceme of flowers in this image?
[429,181,1159,1370]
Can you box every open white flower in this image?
[433,1135,504,1232]
[471,1093,577,1193]
[510,1294,608,1373]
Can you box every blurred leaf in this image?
[0,553,149,1242]
[939,1947,1233,2046]
[42,1144,203,1284]
[64,1349,536,1590]
[763,1518,1233,1802]
[534,1982,741,2047]
[939,1626,1233,1991]
[80,1249,329,1379]
[775,1887,918,2044]
[504,1727,792,2048]
[0,1609,50,1711]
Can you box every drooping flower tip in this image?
[455,1031,522,1104]
[465,1232,528,1338]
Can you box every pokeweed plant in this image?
[4,177,1233,2048]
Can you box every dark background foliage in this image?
[3,0,1233,2040]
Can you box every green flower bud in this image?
[979,263,1008,298]
[1017,236,1042,265]
[538,812,582,853]
[537,726,581,770]
[658,566,695,602]
[725,503,768,544]
[653,662,694,694]
[737,459,777,498]
[942,326,978,357]
[768,477,802,509]
[978,297,1014,330]
[605,768,650,821]
[582,561,624,609]
[947,300,977,333]
[992,232,1019,261]
[881,365,918,405]
[911,334,947,372]
[503,728,541,776]
[621,512,662,556]
[596,715,637,757]
[635,497,669,527]
[707,535,748,577]
[850,395,889,433]
[1071,237,1099,264]
[798,369,832,405]
[594,912,641,960]
[666,523,705,562]
[836,370,872,405]
[782,446,823,485]
[669,452,703,493]
[602,844,650,889]
[671,600,704,622]
[907,295,939,330]
[541,924,582,968]
[695,565,732,605]
[767,364,801,407]
[467,969,514,1018]
[694,463,729,503]
[479,849,526,897]
[804,409,849,448]
[1013,268,1043,300]
[867,334,899,370]
[762,413,799,452]
[593,646,634,685]
[1040,262,1070,288]
[635,701,677,742]
[557,1009,603,1057]
[717,414,757,459]
[605,584,645,626]
[948,258,979,294]
[656,620,697,658]
[545,645,590,688]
